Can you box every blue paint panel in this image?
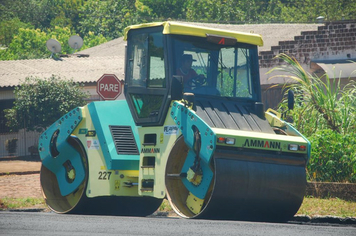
[39,108,85,196]
[170,101,216,198]
[181,150,214,199]
[170,101,216,164]
[88,100,140,170]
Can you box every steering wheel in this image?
[187,75,207,87]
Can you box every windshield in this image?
[171,35,259,100]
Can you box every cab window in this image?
[126,28,168,124]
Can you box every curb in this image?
[8,208,47,213]
[0,171,40,176]
[291,215,356,225]
[306,182,356,202]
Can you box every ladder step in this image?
[140,188,153,192]
[123,182,138,187]
[141,165,155,168]
[167,173,187,178]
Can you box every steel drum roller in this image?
[41,137,162,216]
[165,136,306,221]
[40,136,88,214]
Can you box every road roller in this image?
[38,21,310,221]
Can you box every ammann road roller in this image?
[39,22,310,221]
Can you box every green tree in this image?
[82,31,107,49]
[258,0,283,23]
[78,0,151,39]
[4,75,89,132]
[49,0,85,30]
[0,0,30,22]
[0,0,51,30]
[0,26,107,60]
[0,18,33,47]
[0,28,48,60]
[140,0,187,20]
[277,0,356,23]
[0,0,85,31]
[2,0,356,60]
[184,0,280,23]
[186,0,244,23]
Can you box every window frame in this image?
[169,35,261,102]
[124,26,171,126]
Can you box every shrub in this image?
[4,75,89,133]
[271,54,356,183]
[308,130,356,183]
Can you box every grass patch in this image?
[159,197,356,218]
[159,199,173,212]
[297,196,356,217]
[0,197,46,210]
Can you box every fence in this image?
[261,85,284,110]
[0,130,41,158]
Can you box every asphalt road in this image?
[0,212,355,236]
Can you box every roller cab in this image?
[39,22,310,221]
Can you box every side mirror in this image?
[254,102,265,119]
[288,89,295,110]
[171,75,183,100]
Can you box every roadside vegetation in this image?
[0,197,45,210]
[297,197,356,218]
[271,54,356,183]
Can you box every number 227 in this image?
[98,171,112,180]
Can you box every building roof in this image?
[0,23,322,88]
[311,59,356,79]
[0,55,125,88]
[79,37,127,57]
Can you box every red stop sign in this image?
[96,74,122,100]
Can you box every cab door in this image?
[124,26,171,126]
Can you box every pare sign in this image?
[96,74,122,100]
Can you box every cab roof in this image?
[124,21,263,46]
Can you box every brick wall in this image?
[259,20,356,109]
[259,20,356,68]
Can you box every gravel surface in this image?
[0,159,42,199]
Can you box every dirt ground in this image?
[0,156,42,199]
